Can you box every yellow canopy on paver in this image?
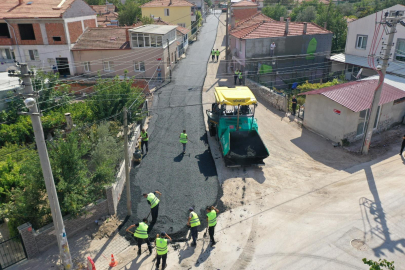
[214,87,257,106]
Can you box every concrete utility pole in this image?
[123,107,132,216]
[361,12,403,154]
[225,1,229,72]
[10,64,73,269]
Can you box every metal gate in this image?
[0,235,27,269]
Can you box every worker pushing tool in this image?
[187,207,200,247]
[143,190,162,233]
[140,128,149,154]
[206,206,219,247]
[179,130,188,154]
[126,218,152,255]
[155,232,172,270]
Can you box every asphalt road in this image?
[118,13,220,241]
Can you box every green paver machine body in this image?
[206,87,269,167]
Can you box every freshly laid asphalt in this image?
[118,13,221,241]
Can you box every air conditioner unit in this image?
[389,10,404,17]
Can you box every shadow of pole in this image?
[363,167,405,257]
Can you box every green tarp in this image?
[259,64,272,74]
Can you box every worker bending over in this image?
[126,219,152,255]
[155,232,172,270]
[143,190,162,233]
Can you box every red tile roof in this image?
[299,80,405,112]
[141,0,194,7]
[230,21,331,39]
[232,0,258,7]
[231,12,275,31]
[72,27,130,50]
[0,0,81,19]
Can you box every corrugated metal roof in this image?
[330,53,405,77]
[299,79,405,112]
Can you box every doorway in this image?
[56,57,70,76]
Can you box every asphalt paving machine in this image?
[206,86,269,167]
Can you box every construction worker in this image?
[143,190,162,233]
[155,232,172,270]
[215,49,220,62]
[234,69,239,85]
[179,129,188,154]
[126,218,152,255]
[187,207,200,246]
[140,128,149,154]
[211,49,215,62]
[206,206,219,247]
[238,70,243,85]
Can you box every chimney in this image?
[324,22,327,29]
[231,17,235,29]
[19,0,23,5]
[170,0,172,5]
[285,18,289,36]
[303,22,307,35]
[280,17,284,22]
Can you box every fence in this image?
[0,235,27,269]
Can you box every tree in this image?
[315,3,347,52]
[262,4,288,21]
[141,16,154,24]
[264,0,294,6]
[296,6,317,22]
[362,258,395,270]
[117,0,142,26]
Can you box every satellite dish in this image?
[355,68,363,79]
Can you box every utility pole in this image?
[123,108,132,216]
[361,12,403,154]
[167,39,171,82]
[9,64,73,269]
[225,1,229,72]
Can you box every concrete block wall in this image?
[106,125,141,215]
[245,79,287,111]
[18,199,108,258]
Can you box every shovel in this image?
[203,226,208,238]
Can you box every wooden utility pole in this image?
[123,107,132,216]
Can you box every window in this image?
[144,34,150,47]
[157,35,162,47]
[395,38,405,61]
[178,23,186,27]
[356,106,380,136]
[84,62,90,72]
[132,33,164,48]
[138,34,144,47]
[164,8,169,16]
[134,61,140,71]
[18,24,36,40]
[140,61,145,71]
[25,49,39,61]
[150,34,156,47]
[356,35,367,50]
[131,33,138,47]
[0,23,11,38]
[53,36,62,42]
[0,49,12,60]
[103,61,113,71]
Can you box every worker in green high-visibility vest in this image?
[179,130,188,154]
[126,218,152,256]
[215,49,220,62]
[155,232,172,270]
[187,207,200,247]
[143,190,162,233]
[211,49,215,62]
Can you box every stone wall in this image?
[343,118,395,142]
[245,78,287,112]
[18,199,109,259]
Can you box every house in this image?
[231,0,259,26]
[90,4,119,27]
[299,74,405,143]
[0,72,20,110]
[71,25,179,80]
[330,4,405,80]
[0,0,97,75]
[230,19,332,88]
[141,0,195,29]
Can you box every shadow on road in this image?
[361,167,405,257]
[173,153,184,162]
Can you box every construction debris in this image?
[92,215,120,240]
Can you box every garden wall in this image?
[245,79,287,112]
